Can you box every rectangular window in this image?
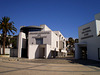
[36,38,43,44]
[56,41,58,47]
[98,48,100,59]
[63,42,64,48]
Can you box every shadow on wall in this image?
[35,47,57,59]
[48,51,51,58]
[35,46,39,59]
[50,48,57,59]
[35,46,53,59]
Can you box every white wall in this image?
[28,31,51,45]
[51,31,59,51]
[18,32,26,58]
[0,48,10,54]
[28,44,39,59]
[54,31,66,51]
[79,21,96,42]
[86,37,100,61]
[95,20,100,36]
[46,44,51,58]
[95,13,100,36]
[40,24,51,31]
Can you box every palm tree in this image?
[0,16,17,54]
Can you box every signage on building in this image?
[30,32,50,34]
[30,32,49,38]
[81,27,93,39]
[32,36,47,38]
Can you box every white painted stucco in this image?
[18,32,26,58]
[28,45,39,59]
[45,44,51,58]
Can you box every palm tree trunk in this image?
[3,38,5,55]
[3,33,6,55]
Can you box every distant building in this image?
[18,24,67,59]
[75,13,100,61]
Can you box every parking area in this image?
[0,56,100,75]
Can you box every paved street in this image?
[0,57,100,75]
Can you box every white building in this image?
[75,13,100,61]
[18,24,67,59]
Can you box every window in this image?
[56,41,58,47]
[36,38,43,44]
[98,48,100,59]
[63,42,64,48]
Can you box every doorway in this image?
[21,39,28,58]
[80,47,87,59]
[39,48,45,58]
[51,51,58,58]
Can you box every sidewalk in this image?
[0,56,100,75]
[0,58,100,75]
[0,55,100,66]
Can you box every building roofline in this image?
[20,25,43,29]
[78,20,95,28]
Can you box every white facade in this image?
[75,13,100,61]
[18,25,67,59]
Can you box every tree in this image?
[68,37,75,55]
[0,16,17,54]
[10,36,18,48]
[66,41,68,46]
[75,39,79,43]
[68,37,75,45]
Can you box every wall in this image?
[28,44,39,59]
[51,31,59,51]
[40,24,51,31]
[53,31,66,53]
[28,31,51,45]
[95,20,100,36]
[54,31,66,49]
[86,37,100,61]
[46,44,51,58]
[0,48,10,54]
[95,13,100,36]
[78,21,96,43]
[18,32,26,58]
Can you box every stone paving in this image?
[0,56,100,75]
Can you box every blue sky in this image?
[0,0,100,38]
